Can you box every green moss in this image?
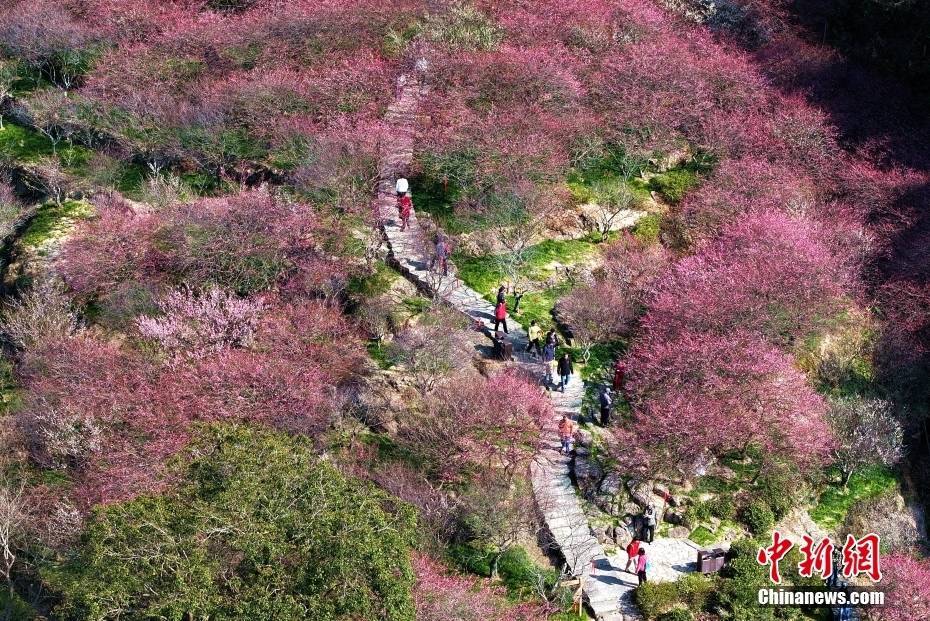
[648,168,699,204]
[20,199,94,249]
[0,122,94,176]
[347,262,398,298]
[496,546,558,600]
[0,122,55,162]
[366,341,396,370]
[425,5,504,52]
[688,526,717,546]
[810,465,898,530]
[401,297,431,315]
[633,212,662,244]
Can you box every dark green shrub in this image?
[717,538,807,620]
[689,500,712,524]
[676,573,713,611]
[648,169,699,204]
[45,424,418,621]
[633,212,662,244]
[717,539,777,620]
[741,500,775,535]
[755,467,800,520]
[207,0,260,11]
[497,546,557,596]
[635,581,679,620]
[710,496,736,521]
[657,609,693,621]
[448,542,493,577]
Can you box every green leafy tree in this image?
[45,424,418,621]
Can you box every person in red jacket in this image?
[613,358,626,392]
[625,539,641,573]
[397,193,412,231]
[493,299,508,333]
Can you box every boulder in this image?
[576,429,594,448]
[669,526,691,539]
[574,457,604,497]
[614,525,633,548]
[593,494,614,515]
[600,473,623,497]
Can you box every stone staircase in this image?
[371,68,640,620]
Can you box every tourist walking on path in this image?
[545,328,559,348]
[395,177,409,196]
[398,192,412,231]
[431,235,450,275]
[643,505,657,543]
[496,285,506,305]
[625,539,641,573]
[526,320,543,356]
[636,549,649,585]
[543,340,556,384]
[599,387,613,426]
[557,415,577,455]
[493,299,508,333]
[557,353,573,392]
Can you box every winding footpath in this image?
[374,69,639,620]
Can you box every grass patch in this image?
[401,296,431,315]
[409,175,510,234]
[20,199,94,249]
[0,122,94,172]
[810,465,898,530]
[449,543,557,601]
[347,262,398,298]
[648,168,699,204]
[689,525,717,546]
[567,170,651,206]
[366,340,396,370]
[632,212,662,245]
[455,238,597,330]
[360,432,424,469]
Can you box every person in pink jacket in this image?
[636,548,649,585]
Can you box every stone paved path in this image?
[373,69,646,620]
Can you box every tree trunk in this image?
[490,550,502,579]
[842,467,854,490]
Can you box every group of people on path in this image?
[625,538,651,585]
[395,176,655,586]
[625,504,658,584]
[395,177,451,276]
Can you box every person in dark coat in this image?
[643,505,657,543]
[599,387,613,426]
[496,285,506,305]
[431,235,450,275]
[545,328,559,348]
[557,353,573,392]
[542,340,556,384]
